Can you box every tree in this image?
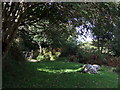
[2,2,119,60]
[2,2,41,60]
[111,18,120,56]
[2,2,67,59]
[89,3,119,54]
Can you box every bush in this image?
[68,55,79,62]
[113,67,120,73]
[107,56,120,67]
[3,42,26,70]
[61,42,78,56]
[76,47,109,65]
[42,48,61,61]
[36,55,44,61]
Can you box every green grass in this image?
[3,59,119,88]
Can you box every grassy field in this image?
[3,58,119,88]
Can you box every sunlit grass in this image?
[37,67,83,73]
[3,59,119,88]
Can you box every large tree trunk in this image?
[2,2,38,60]
[2,13,25,60]
[2,2,27,60]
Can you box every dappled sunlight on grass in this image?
[37,67,84,74]
[3,60,119,88]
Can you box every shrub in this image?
[107,57,120,67]
[76,49,109,65]
[36,55,44,61]
[68,55,79,62]
[44,54,50,60]
[54,52,61,57]
[3,42,26,70]
[113,67,120,73]
[42,48,61,61]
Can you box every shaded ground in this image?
[3,59,119,88]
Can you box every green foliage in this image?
[2,42,26,78]
[77,42,97,58]
[3,2,120,88]
[17,30,38,51]
[61,39,78,56]
[68,42,113,65]
[89,3,119,54]
[56,57,68,62]
[113,67,120,74]
[111,22,120,56]
[3,2,120,61]
[3,42,26,65]
[36,48,61,61]
[36,55,45,61]
[44,51,60,61]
